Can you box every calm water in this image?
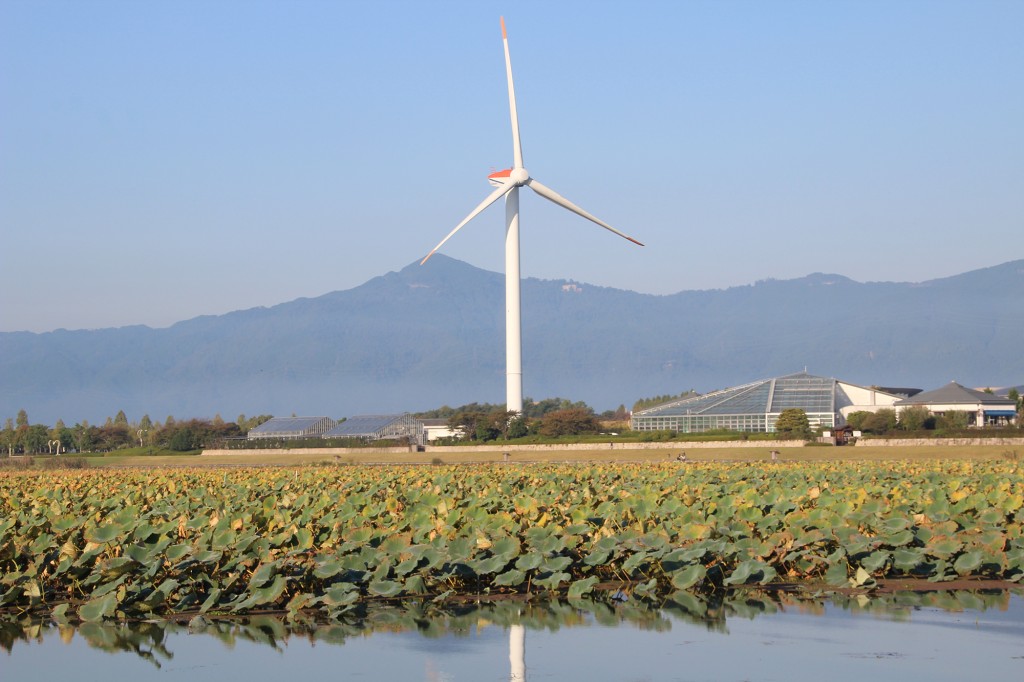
[4,591,1023,681]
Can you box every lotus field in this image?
[1,460,1022,621]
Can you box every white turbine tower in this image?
[421,17,643,414]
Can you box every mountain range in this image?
[2,256,1022,425]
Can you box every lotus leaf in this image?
[670,564,707,590]
[79,591,118,622]
[567,576,600,599]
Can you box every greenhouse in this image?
[324,414,426,445]
[247,416,338,440]
[631,372,899,434]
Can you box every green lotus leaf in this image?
[250,561,279,587]
[540,555,573,574]
[293,527,314,550]
[193,549,223,564]
[670,564,707,590]
[79,591,118,622]
[124,544,152,564]
[447,536,474,563]
[471,555,510,575]
[892,548,925,572]
[404,575,426,595]
[379,534,410,555]
[313,559,345,580]
[368,580,403,598]
[978,508,1004,526]
[622,551,650,574]
[211,528,236,550]
[515,551,544,572]
[927,537,963,559]
[185,515,208,530]
[346,527,374,544]
[394,557,420,577]
[490,536,521,559]
[882,529,915,548]
[95,557,135,581]
[532,571,570,591]
[953,550,984,575]
[51,602,70,623]
[199,587,222,613]
[567,576,600,599]
[584,548,612,566]
[825,561,849,586]
[320,583,359,607]
[493,569,525,587]
[165,543,192,561]
[233,574,287,612]
[50,517,80,534]
[85,524,124,544]
[860,550,890,572]
[880,516,910,533]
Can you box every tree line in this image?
[1,409,273,455]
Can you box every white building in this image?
[894,382,1018,427]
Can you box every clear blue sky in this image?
[2,0,1021,332]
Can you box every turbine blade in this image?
[526,178,644,246]
[421,183,514,264]
[501,17,524,170]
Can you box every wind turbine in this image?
[421,17,643,414]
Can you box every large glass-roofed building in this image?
[324,414,426,445]
[247,416,337,440]
[631,372,899,434]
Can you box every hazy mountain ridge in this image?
[2,257,1022,423]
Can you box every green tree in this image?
[168,427,199,451]
[2,418,16,456]
[774,409,811,439]
[506,414,529,439]
[23,424,50,454]
[16,409,28,428]
[898,406,934,431]
[862,409,898,434]
[114,410,129,426]
[536,408,601,437]
[937,410,970,431]
[845,411,871,431]
[139,415,153,430]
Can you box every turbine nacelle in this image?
[487,167,530,188]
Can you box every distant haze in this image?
[1,256,1021,425]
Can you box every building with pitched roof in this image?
[631,372,902,434]
[324,414,426,445]
[894,382,1018,426]
[247,416,337,440]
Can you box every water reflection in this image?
[3,589,1022,681]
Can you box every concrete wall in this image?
[854,437,1024,447]
[203,439,807,456]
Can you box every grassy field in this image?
[86,443,1022,468]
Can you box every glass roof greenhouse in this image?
[247,416,337,440]
[324,414,425,445]
[631,372,840,433]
